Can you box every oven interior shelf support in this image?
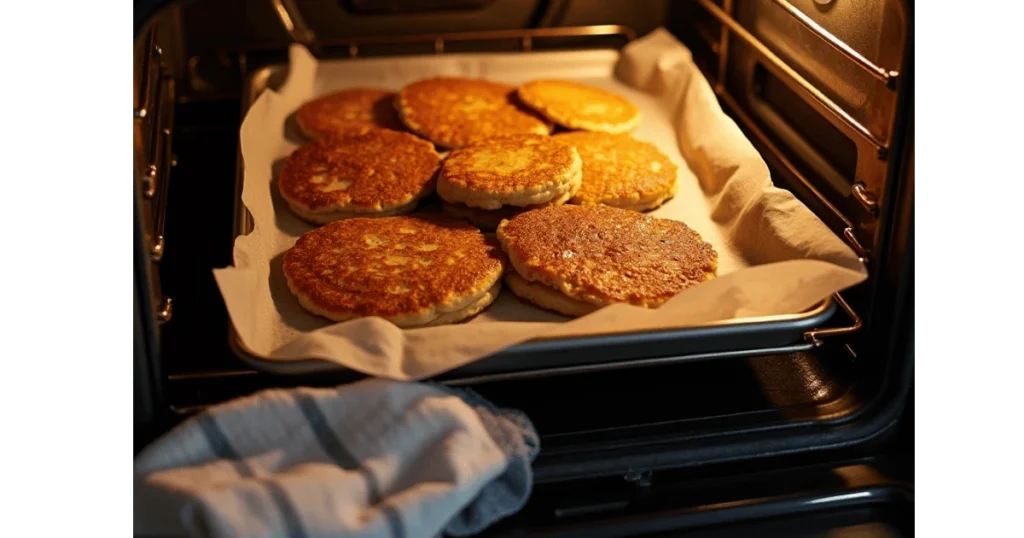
[135,28,177,326]
[805,293,861,347]
[696,0,872,262]
[695,0,888,158]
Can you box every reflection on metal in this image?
[330,25,636,59]
[270,0,316,46]
[439,343,816,385]
[715,0,734,94]
[807,491,873,504]
[168,369,259,381]
[151,236,165,262]
[135,22,177,337]
[769,0,899,87]
[157,296,174,324]
[143,165,157,199]
[696,0,887,156]
[805,293,861,346]
[852,182,878,215]
[135,32,160,120]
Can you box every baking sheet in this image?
[212,29,868,381]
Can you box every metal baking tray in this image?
[226,44,841,383]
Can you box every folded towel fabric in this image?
[133,379,540,538]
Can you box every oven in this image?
[134,1,913,535]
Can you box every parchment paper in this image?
[212,29,868,380]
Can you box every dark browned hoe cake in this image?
[278,128,440,224]
[283,213,506,327]
[396,77,551,149]
[496,204,717,316]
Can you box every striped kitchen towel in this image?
[133,379,540,538]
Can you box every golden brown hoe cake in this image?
[437,134,582,211]
[283,213,506,327]
[517,80,641,134]
[555,131,678,212]
[295,88,406,139]
[278,128,440,224]
[496,204,717,317]
[396,77,552,149]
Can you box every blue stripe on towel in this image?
[196,412,255,477]
[263,479,309,538]
[381,503,406,538]
[294,392,385,504]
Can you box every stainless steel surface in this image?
[168,339,813,386]
[134,31,160,119]
[729,0,907,229]
[135,18,177,328]
[696,0,886,155]
[324,24,636,58]
[151,77,175,266]
[270,0,316,46]
[768,0,898,87]
[715,0,734,94]
[740,0,906,142]
[226,26,853,378]
[440,344,816,385]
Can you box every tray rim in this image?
[224,54,838,377]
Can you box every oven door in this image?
[487,395,913,536]
[484,458,913,536]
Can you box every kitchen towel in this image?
[133,379,540,538]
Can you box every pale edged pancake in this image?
[496,204,718,309]
[278,128,440,224]
[504,271,598,318]
[441,189,572,232]
[554,131,677,212]
[283,213,506,327]
[437,134,582,210]
[517,79,641,134]
[396,77,552,149]
[296,88,405,139]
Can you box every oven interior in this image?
[134,0,914,491]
